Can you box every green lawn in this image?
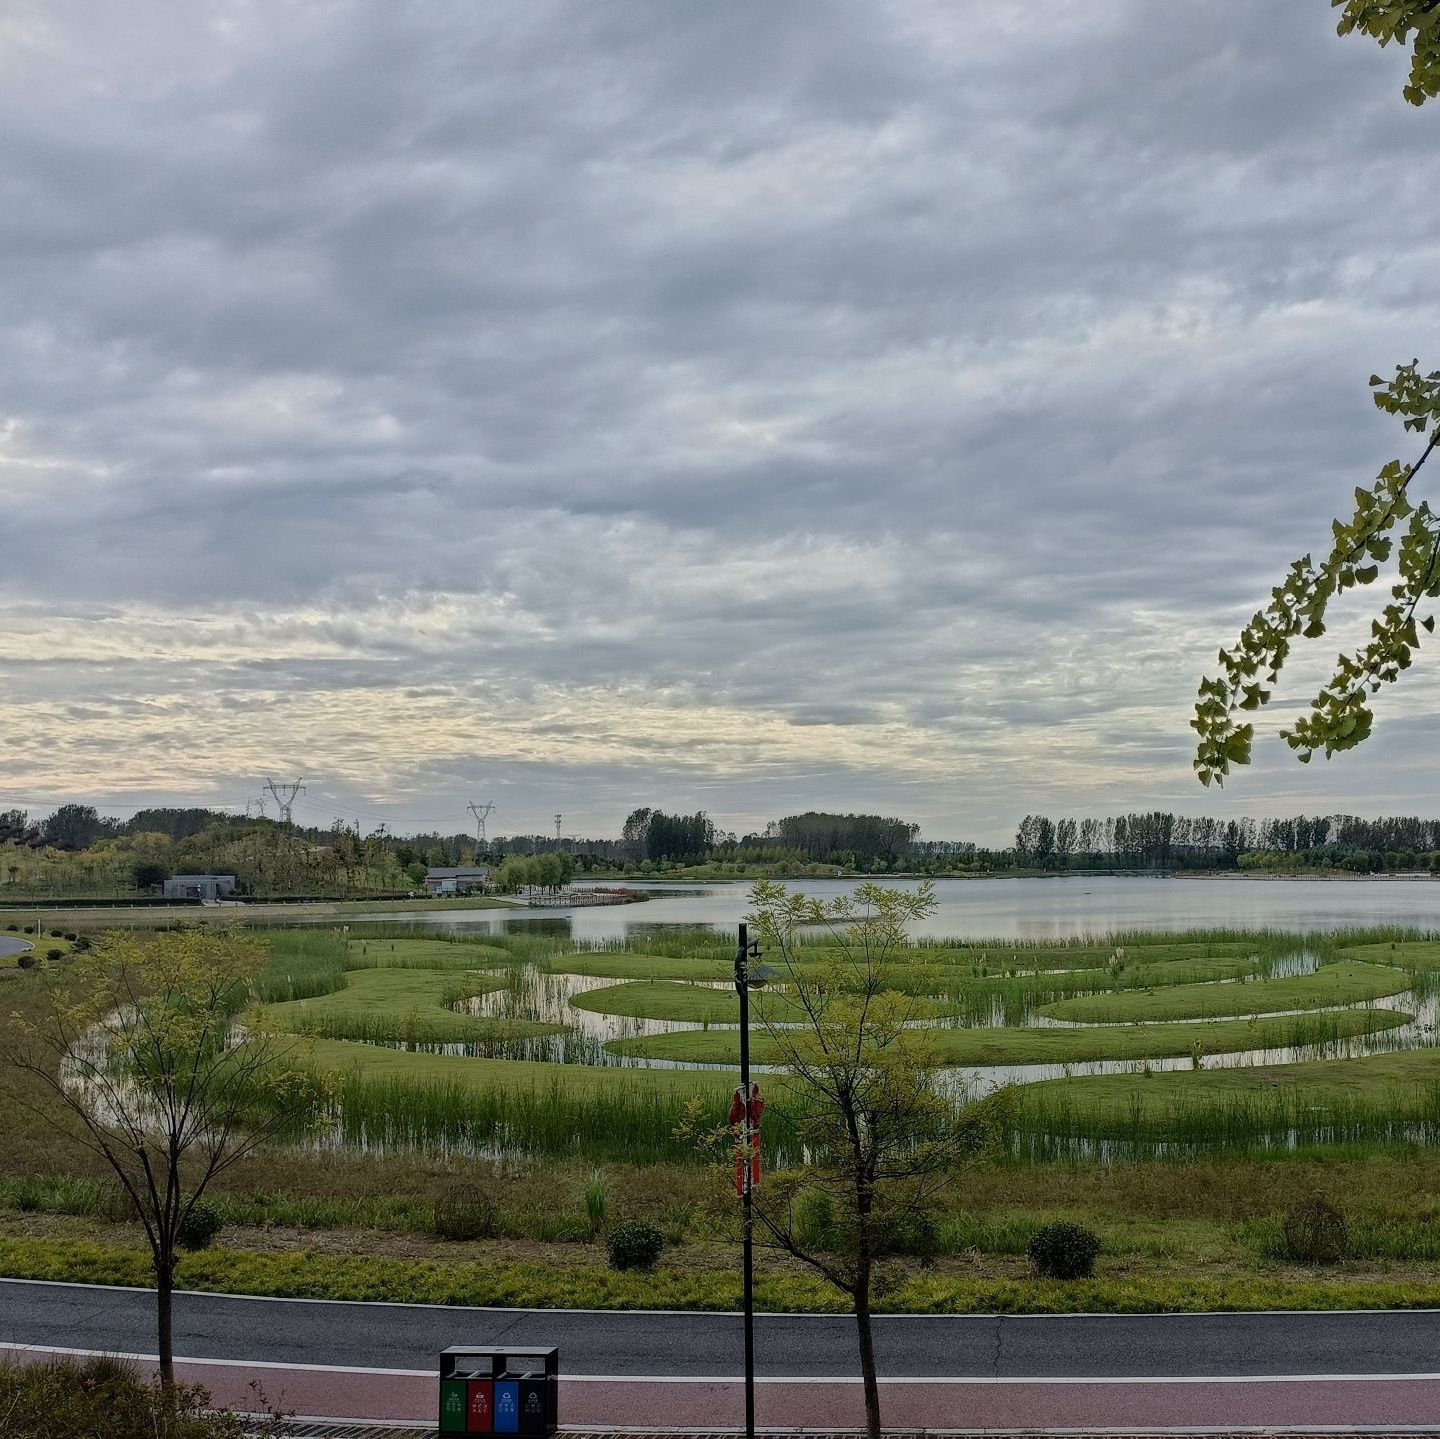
[1344,940,1440,971]
[605,1007,1409,1066]
[340,937,516,968]
[551,953,736,982]
[1039,961,1409,1023]
[569,979,961,1025]
[256,964,563,1044]
[1017,1046,1440,1120]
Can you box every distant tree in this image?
[131,861,168,892]
[122,808,230,842]
[622,808,654,863]
[8,931,322,1389]
[774,812,917,867]
[41,804,110,850]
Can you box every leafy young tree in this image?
[744,879,1000,1439]
[9,931,321,1389]
[1193,365,1440,783]
[1194,10,1440,783]
[1333,0,1440,105]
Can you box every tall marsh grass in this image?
[318,1073,740,1164]
[1013,1082,1440,1162]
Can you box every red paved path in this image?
[8,1344,1440,1430]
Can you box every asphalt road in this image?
[6,1278,1440,1379]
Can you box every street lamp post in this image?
[734,922,773,1439]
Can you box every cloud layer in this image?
[2,1,1439,841]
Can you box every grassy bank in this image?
[1040,960,1409,1023]
[607,1007,1409,1066]
[5,1232,1440,1314]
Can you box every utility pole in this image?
[467,801,494,851]
[263,777,305,825]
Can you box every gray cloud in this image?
[2,0,1439,841]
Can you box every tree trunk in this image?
[854,1269,882,1439]
[156,1255,175,1392]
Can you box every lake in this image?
[344,874,1440,943]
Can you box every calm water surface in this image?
[346,875,1440,942]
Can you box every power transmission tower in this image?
[263,777,305,825]
[467,801,494,849]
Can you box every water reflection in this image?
[328,874,1440,943]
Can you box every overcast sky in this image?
[2,1,1439,845]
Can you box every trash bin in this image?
[439,1347,558,1436]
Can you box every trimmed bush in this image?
[1027,1221,1101,1279]
[1281,1195,1348,1265]
[433,1183,497,1241]
[607,1220,664,1271]
[45,949,63,962]
[178,1201,224,1251]
[17,953,35,969]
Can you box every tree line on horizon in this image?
[7,802,1440,896]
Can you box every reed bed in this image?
[1012,1082,1440,1162]
[317,1073,737,1164]
[275,1009,562,1048]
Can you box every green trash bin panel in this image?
[439,1378,469,1434]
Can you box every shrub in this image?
[178,1201,224,1251]
[1027,1221,1101,1280]
[433,1183,497,1241]
[0,1354,261,1438]
[5,923,16,931]
[890,1208,940,1266]
[1280,1195,1348,1264]
[17,953,35,969]
[607,1220,664,1271]
[793,1188,839,1251]
[49,929,63,938]
[45,949,63,962]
